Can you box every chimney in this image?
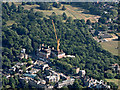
[21,48,26,54]
[48,46,49,48]
[42,43,44,46]
[52,47,54,50]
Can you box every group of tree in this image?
[2,2,119,89]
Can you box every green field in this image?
[21,4,100,23]
[100,41,119,56]
[10,3,100,22]
[6,20,15,26]
[105,79,120,89]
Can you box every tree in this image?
[98,17,107,24]
[16,26,29,35]
[77,21,83,27]
[39,2,50,10]
[21,65,26,73]
[111,9,118,17]
[62,5,66,10]
[86,19,91,25]
[2,4,120,86]
[15,76,19,85]
[115,74,120,79]
[11,83,15,88]
[7,37,14,47]
[53,2,61,8]
[10,2,16,12]
[12,24,17,29]
[34,76,39,81]
[102,25,108,31]
[62,12,67,20]
[66,17,73,23]
[18,5,23,13]
[80,19,85,25]
[94,30,99,36]
[26,2,35,5]
[73,80,82,89]
[35,11,44,18]
[22,2,26,5]
[108,82,118,89]
[61,86,69,90]
[9,77,15,86]
[51,12,56,16]
[105,72,114,79]
[49,5,53,10]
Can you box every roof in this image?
[112,63,119,67]
[101,34,113,38]
[51,49,65,55]
[23,74,37,78]
[91,30,95,34]
[41,46,49,49]
[40,49,51,53]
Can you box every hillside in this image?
[12,2,100,23]
[101,41,119,56]
[2,2,120,89]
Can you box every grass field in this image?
[20,3,100,23]
[116,33,120,37]
[105,79,120,89]
[10,2,100,22]
[6,20,15,26]
[100,41,119,56]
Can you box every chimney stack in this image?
[21,48,26,54]
[48,46,49,48]
[52,47,54,50]
[42,43,44,46]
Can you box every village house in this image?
[73,67,80,74]
[59,73,67,80]
[111,63,120,73]
[9,62,26,72]
[46,84,54,88]
[46,70,60,83]
[79,70,86,77]
[33,60,45,69]
[90,30,95,35]
[6,74,11,78]
[41,64,49,71]
[46,74,60,83]
[51,48,65,59]
[37,44,51,58]
[83,76,110,89]
[56,78,75,88]
[37,44,65,59]
[88,25,92,29]
[100,33,113,39]
[18,48,29,59]
[28,78,47,88]
[28,68,39,74]
[40,79,46,85]
[23,73,37,79]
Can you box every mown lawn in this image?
[6,20,15,26]
[100,41,119,56]
[21,4,100,23]
[105,79,120,89]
